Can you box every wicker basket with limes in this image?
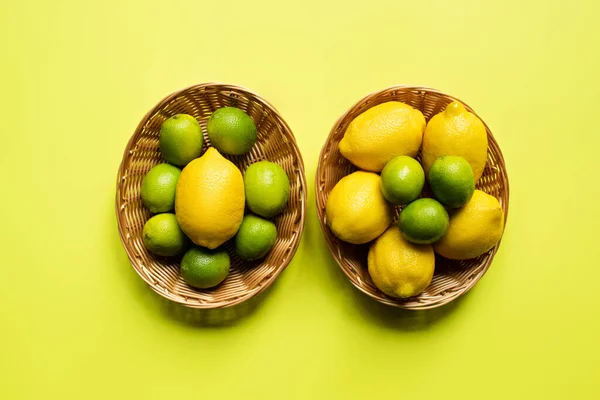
[316,86,509,310]
[116,83,306,309]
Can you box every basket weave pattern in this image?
[116,83,306,308]
[316,86,509,310]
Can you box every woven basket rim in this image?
[316,85,509,310]
[115,83,307,309]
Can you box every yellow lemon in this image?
[422,101,488,181]
[175,147,245,249]
[368,226,435,298]
[339,102,426,172]
[434,190,505,260]
[325,171,392,244]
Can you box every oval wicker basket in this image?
[116,83,307,309]
[316,86,509,310]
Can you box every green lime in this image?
[429,155,475,208]
[398,198,449,244]
[244,161,290,218]
[380,156,425,205]
[207,107,257,155]
[159,114,203,166]
[142,213,189,256]
[140,163,181,213]
[235,214,278,260]
[180,247,230,289]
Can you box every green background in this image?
[1,0,599,398]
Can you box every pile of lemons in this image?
[326,101,505,299]
[140,108,290,289]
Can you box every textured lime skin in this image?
[140,163,181,213]
[429,155,475,208]
[380,156,425,205]
[207,107,257,155]
[244,161,290,218]
[159,114,203,166]
[142,213,189,256]
[399,198,449,245]
[234,214,278,260]
[180,247,230,289]
[368,226,435,298]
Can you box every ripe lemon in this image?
[325,171,392,244]
[339,102,426,172]
[434,190,505,260]
[422,101,488,181]
[175,147,245,249]
[368,226,435,298]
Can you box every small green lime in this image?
[244,161,290,218]
[429,155,475,208]
[142,213,189,256]
[140,163,181,213]
[380,156,425,205]
[207,107,257,155]
[159,114,203,166]
[398,198,449,244]
[235,214,278,260]
[180,247,230,289]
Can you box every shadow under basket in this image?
[316,86,509,310]
[116,83,307,309]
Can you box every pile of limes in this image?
[140,107,290,289]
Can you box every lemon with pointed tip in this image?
[325,171,392,244]
[434,190,505,260]
[175,147,245,249]
[368,225,435,298]
[339,102,426,172]
[422,101,488,181]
